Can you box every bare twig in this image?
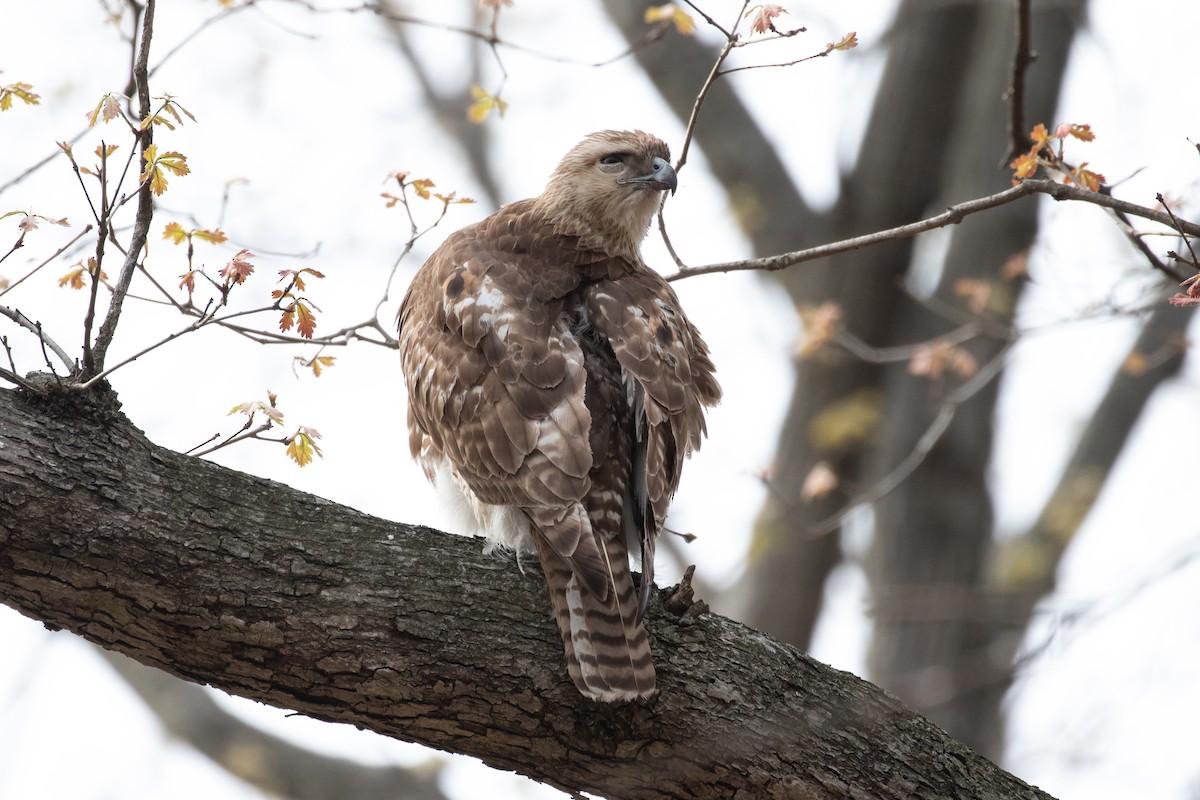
[189,421,274,458]
[833,321,984,364]
[80,145,111,371]
[0,306,75,372]
[674,2,750,173]
[1158,192,1199,268]
[801,342,1015,538]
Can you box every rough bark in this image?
[0,383,1056,800]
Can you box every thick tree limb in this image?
[0,384,1055,800]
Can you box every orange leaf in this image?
[295,301,317,339]
[1010,151,1039,181]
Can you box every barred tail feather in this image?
[532,532,655,701]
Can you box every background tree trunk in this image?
[600,0,1128,764]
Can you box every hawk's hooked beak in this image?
[621,156,678,196]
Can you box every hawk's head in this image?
[535,130,677,260]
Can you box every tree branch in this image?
[668,179,1200,282]
[1004,0,1033,161]
[0,384,1055,800]
[86,0,157,378]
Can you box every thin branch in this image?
[0,337,33,390]
[85,0,157,379]
[667,179,1200,282]
[80,145,112,372]
[801,342,1015,538]
[673,3,748,173]
[189,421,275,459]
[1158,192,1199,268]
[833,321,984,364]
[0,225,95,300]
[0,306,74,372]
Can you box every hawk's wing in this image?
[581,270,722,614]
[398,203,611,601]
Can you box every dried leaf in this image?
[746,4,786,35]
[800,461,839,503]
[796,301,841,358]
[830,31,857,51]
[178,270,197,294]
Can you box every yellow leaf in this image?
[0,81,41,111]
[645,3,694,35]
[308,355,336,377]
[156,150,190,177]
[163,221,187,244]
[58,267,87,290]
[467,84,508,124]
[141,146,189,196]
[286,427,324,467]
[410,178,435,199]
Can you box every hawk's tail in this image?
[532,532,656,701]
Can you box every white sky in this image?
[2,1,1199,799]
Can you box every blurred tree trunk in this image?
[865,0,1085,760]
[602,0,1087,761]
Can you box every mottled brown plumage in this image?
[398,131,720,700]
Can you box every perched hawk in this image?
[398,130,720,701]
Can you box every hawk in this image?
[398,130,720,701]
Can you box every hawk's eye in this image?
[599,154,625,165]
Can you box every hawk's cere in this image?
[398,130,720,701]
